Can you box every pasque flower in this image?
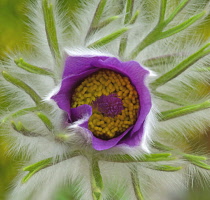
[1,0,210,200]
[52,55,151,150]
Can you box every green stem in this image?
[153,91,189,106]
[159,100,210,121]
[119,0,135,57]
[124,0,134,24]
[100,153,176,163]
[159,11,206,40]
[129,26,163,59]
[11,121,41,137]
[22,151,81,183]
[1,107,37,123]
[131,167,144,200]
[14,58,54,78]
[159,0,167,23]
[94,15,120,29]
[36,112,54,132]
[164,0,190,25]
[85,0,107,41]
[90,158,103,200]
[150,43,210,89]
[42,0,61,64]
[87,27,129,48]
[2,71,41,105]
[129,1,205,59]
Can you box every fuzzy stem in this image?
[152,142,210,170]
[119,0,134,57]
[85,0,107,41]
[131,167,144,200]
[22,151,81,183]
[159,100,210,121]
[94,15,120,29]
[2,71,41,105]
[159,11,206,40]
[100,153,176,163]
[36,112,54,132]
[1,107,37,124]
[159,0,167,23]
[150,43,210,89]
[153,91,189,106]
[87,27,129,48]
[146,164,182,171]
[42,0,61,64]
[129,1,205,59]
[142,53,186,68]
[128,10,140,24]
[164,0,190,25]
[89,158,103,200]
[14,58,54,77]
[124,0,134,24]
[11,121,41,137]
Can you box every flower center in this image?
[93,94,124,117]
[71,69,140,140]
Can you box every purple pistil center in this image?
[93,94,124,117]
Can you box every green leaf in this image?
[128,10,140,25]
[91,0,107,27]
[184,154,210,170]
[143,54,179,67]
[124,0,134,24]
[183,154,207,162]
[189,160,210,170]
[14,58,54,77]
[150,43,210,88]
[1,107,37,124]
[90,159,103,200]
[131,166,144,200]
[22,151,81,183]
[152,141,173,151]
[2,71,41,105]
[159,100,210,121]
[147,164,182,172]
[22,158,53,183]
[164,0,190,25]
[23,157,53,172]
[87,27,129,48]
[95,15,120,29]
[119,0,134,57]
[159,11,206,40]
[85,0,107,41]
[153,91,189,106]
[129,3,206,59]
[11,121,40,137]
[101,153,176,163]
[159,0,167,23]
[36,112,54,132]
[42,0,61,63]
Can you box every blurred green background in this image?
[0,0,210,200]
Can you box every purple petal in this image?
[92,127,133,150]
[52,69,97,122]
[63,56,108,78]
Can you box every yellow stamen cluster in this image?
[71,69,140,140]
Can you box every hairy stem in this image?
[159,100,210,121]
[129,1,205,59]
[150,43,210,89]
[42,0,61,64]
[89,158,103,200]
[131,167,144,200]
